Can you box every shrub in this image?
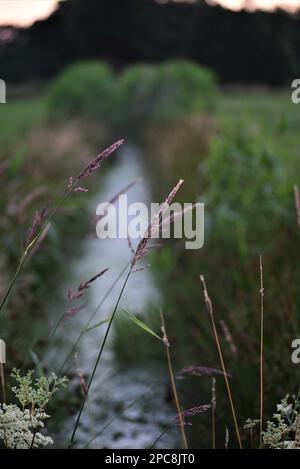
[116,61,217,129]
[47,62,116,121]
[47,60,216,130]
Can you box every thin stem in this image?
[160,310,188,450]
[294,185,300,237]
[212,408,216,449]
[259,255,264,447]
[68,265,133,448]
[211,377,216,449]
[149,428,170,449]
[200,275,242,449]
[30,429,37,449]
[0,364,6,403]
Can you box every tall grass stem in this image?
[200,275,242,449]
[160,310,188,450]
[259,255,264,447]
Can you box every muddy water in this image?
[48,147,177,449]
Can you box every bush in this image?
[47,60,217,130]
[116,61,217,129]
[47,62,116,121]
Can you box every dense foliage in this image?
[47,60,217,128]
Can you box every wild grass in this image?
[259,255,264,447]
[69,177,186,447]
[200,275,242,449]
[0,140,124,316]
[128,87,300,448]
[160,310,188,449]
[1,85,300,448]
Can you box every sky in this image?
[0,0,300,27]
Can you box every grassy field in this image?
[0,98,46,149]
[1,84,300,448]
[115,88,300,448]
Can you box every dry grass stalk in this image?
[0,364,5,403]
[160,309,188,449]
[259,255,264,447]
[78,268,109,292]
[294,185,300,236]
[0,339,6,403]
[176,405,210,426]
[200,274,242,449]
[132,179,184,265]
[77,139,124,180]
[67,268,109,303]
[179,365,230,378]
[211,377,216,449]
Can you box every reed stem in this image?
[0,363,6,403]
[160,310,188,450]
[259,255,264,447]
[211,377,216,449]
[200,275,242,449]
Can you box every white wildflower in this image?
[0,370,67,449]
[0,404,53,449]
[277,403,293,417]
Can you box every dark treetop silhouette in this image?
[0,0,300,85]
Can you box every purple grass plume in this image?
[68,268,109,302]
[78,268,109,292]
[176,405,211,426]
[132,179,184,266]
[77,140,124,180]
[178,365,231,379]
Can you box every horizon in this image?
[0,0,300,27]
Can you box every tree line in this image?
[0,0,300,85]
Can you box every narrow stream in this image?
[47,147,177,449]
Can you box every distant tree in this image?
[0,0,300,85]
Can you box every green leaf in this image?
[84,316,111,333]
[123,309,162,341]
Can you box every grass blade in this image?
[123,309,162,341]
[84,316,111,333]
